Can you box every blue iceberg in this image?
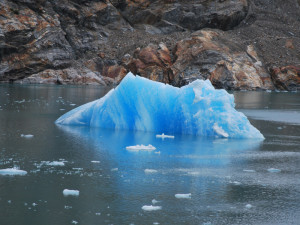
[55,73,264,139]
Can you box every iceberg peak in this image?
[56,73,264,139]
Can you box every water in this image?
[0,85,300,225]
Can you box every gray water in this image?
[0,85,300,225]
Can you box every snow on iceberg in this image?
[55,73,264,138]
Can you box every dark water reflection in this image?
[0,84,300,225]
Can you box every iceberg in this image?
[126,144,156,151]
[56,73,264,138]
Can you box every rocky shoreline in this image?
[0,0,299,91]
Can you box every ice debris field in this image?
[56,73,263,138]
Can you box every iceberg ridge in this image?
[55,73,264,139]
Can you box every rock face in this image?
[123,30,274,90]
[116,0,248,33]
[270,66,300,91]
[0,0,300,90]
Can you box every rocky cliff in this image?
[0,0,299,90]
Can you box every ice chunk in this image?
[175,193,192,199]
[21,134,34,138]
[0,168,27,176]
[126,144,156,151]
[156,133,174,139]
[46,161,65,166]
[144,169,158,173]
[142,205,162,211]
[71,220,78,224]
[63,189,79,197]
[267,168,281,173]
[91,161,100,163]
[55,73,264,139]
[243,169,256,173]
[245,204,253,209]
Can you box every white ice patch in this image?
[142,205,162,211]
[243,169,256,173]
[21,134,34,139]
[0,168,27,176]
[175,193,192,199]
[230,181,241,185]
[126,144,156,151]
[213,123,229,138]
[267,168,281,173]
[245,204,253,209]
[111,168,118,172]
[91,161,100,163]
[46,161,65,166]
[63,189,79,197]
[156,133,175,139]
[144,169,158,173]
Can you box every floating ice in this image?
[145,169,158,173]
[230,181,242,185]
[243,169,256,173]
[56,73,264,138]
[142,205,162,211]
[175,193,192,199]
[245,204,253,209]
[91,161,100,163]
[0,168,27,176]
[21,134,34,138]
[267,168,281,173]
[63,189,79,197]
[126,144,156,151]
[156,133,175,139]
[46,161,65,166]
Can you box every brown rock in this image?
[270,66,300,91]
[125,43,173,83]
[170,30,274,90]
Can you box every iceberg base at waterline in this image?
[55,73,264,139]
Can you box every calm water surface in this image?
[0,85,300,225]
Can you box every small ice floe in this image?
[144,169,158,174]
[91,161,100,163]
[245,204,253,209]
[111,168,118,172]
[277,126,283,130]
[267,168,281,173]
[0,168,27,176]
[142,205,162,211]
[126,144,156,151]
[32,203,38,207]
[175,193,192,199]
[15,99,25,103]
[154,151,161,154]
[60,109,65,111]
[21,134,34,139]
[213,123,229,138]
[153,223,160,225]
[152,199,159,205]
[156,133,174,139]
[230,181,242,185]
[71,220,78,224]
[8,200,11,204]
[65,205,72,209]
[46,161,65,166]
[70,104,76,106]
[63,189,79,197]
[95,212,101,216]
[72,168,83,171]
[243,169,256,173]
